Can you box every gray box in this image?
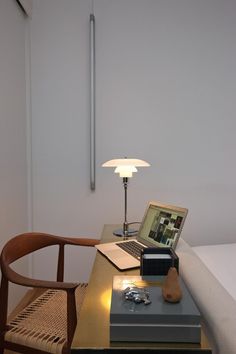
[110,275,201,343]
[110,323,201,343]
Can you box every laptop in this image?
[95,201,188,270]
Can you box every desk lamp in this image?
[102,158,150,238]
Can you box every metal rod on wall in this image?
[90,13,95,190]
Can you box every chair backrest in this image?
[1,232,64,264]
[1,232,97,282]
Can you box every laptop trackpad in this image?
[106,249,128,259]
[105,249,139,270]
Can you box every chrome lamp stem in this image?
[123,177,129,238]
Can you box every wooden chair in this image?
[0,232,99,354]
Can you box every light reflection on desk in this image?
[100,288,112,311]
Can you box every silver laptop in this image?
[95,201,188,270]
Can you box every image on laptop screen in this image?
[138,202,187,249]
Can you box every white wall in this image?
[95,0,236,245]
[0,0,29,311]
[30,0,236,280]
[30,0,97,282]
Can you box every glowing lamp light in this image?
[102,158,150,238]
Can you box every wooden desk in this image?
[72,225,212,353]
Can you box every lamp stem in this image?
[112,176,137,237]
[123,177,129,238]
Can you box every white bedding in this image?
[193,243,236,302]
[176,238,236,354]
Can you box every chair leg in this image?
[0,337,5,353]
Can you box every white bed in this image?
[176,238,236,354]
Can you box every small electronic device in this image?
[140,247,179,276]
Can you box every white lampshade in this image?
[114,165,137,177]
[102,158,150,177]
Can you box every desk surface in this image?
[72,225,212,353]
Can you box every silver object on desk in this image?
[123,286,151,305]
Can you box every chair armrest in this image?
[62,237,100,247]
[7,267,78,290]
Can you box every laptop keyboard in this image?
[116,240,144,260]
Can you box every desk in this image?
[72,225,212,353]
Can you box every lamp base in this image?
[113,228,138,237]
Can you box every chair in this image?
[0,232,99,354]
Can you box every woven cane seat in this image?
[5,284,87,354]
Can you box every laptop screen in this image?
[137,202,188,249]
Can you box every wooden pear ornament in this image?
[162,267,182,303]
